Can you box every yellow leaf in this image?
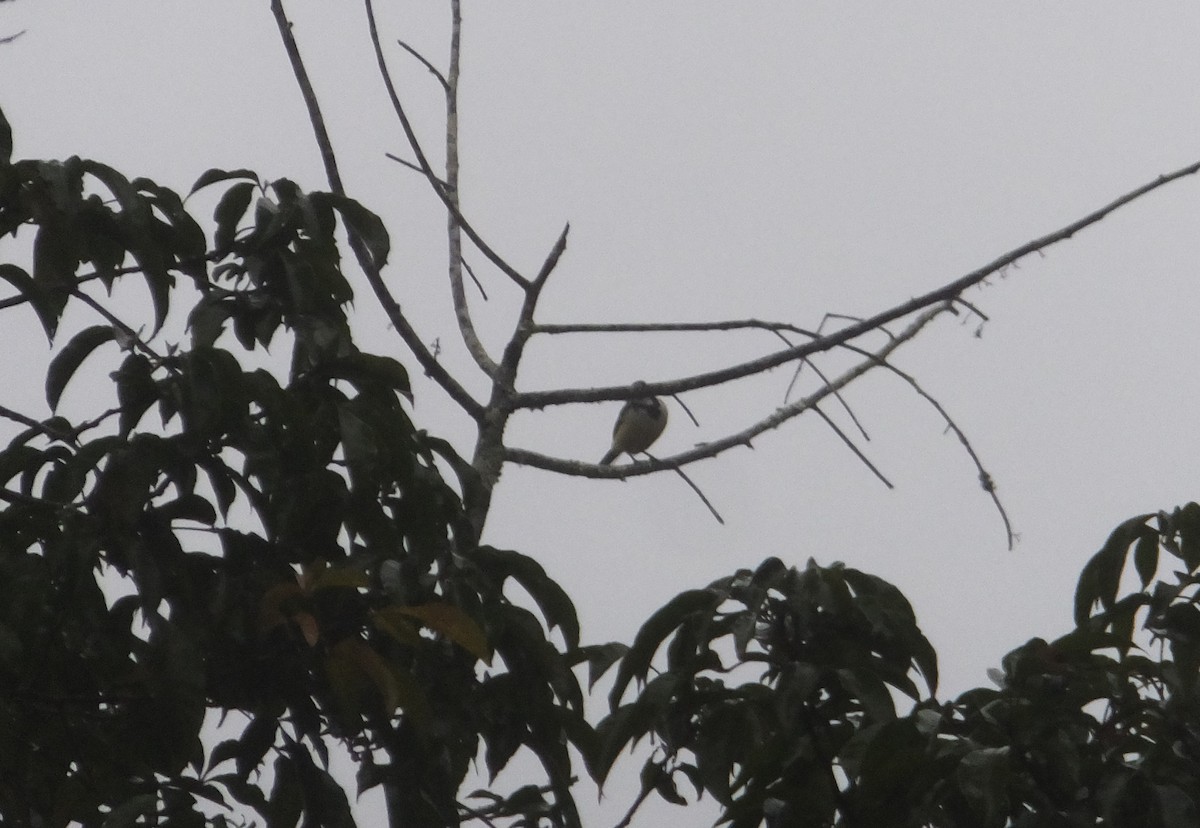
[311,566,371,592]
[298,560,328,592]
[324,639,370,722]
[371,608,422,647]
[293,611,320,647]
[395,602,491,663]
[258,581,303,634]
[329,638,400,712]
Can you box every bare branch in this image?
[653,453,725,524]
[71,289,164,364]
[363,0,532,291]
[468,224,572,531]
[443,0,500,378]
[533,223,570,286]
[386,152,450,188]
[871,357,1016,549]
[0,404,76,444]
[461,257,488,300]
[811,405,892,489]
[516,157,1200,408]
[269,0,484,420]
[396,39,450,91]
[785,351,871,441]
[533,319,821,338]
[505,304,950,475]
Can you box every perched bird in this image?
[600,384,668,464]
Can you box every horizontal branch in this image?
[532,319,820,338]
[515,158,1200,409]
[505,304,950,476]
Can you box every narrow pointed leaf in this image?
[46,325,115,410]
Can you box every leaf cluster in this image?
[6,103,1200,828]
[0,106,586,828]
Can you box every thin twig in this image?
[0,261,165,312]
[385,152,450,188]
[642,451,724,524]
[461,257,488,300]
[668,394,700,428]
[872,357,1016,549]
[71,289,164,363]
[363,0,532,291]
[0,404,76,444]
[811,405,892,489]
[396,39,450,91]
[785,354,871,441]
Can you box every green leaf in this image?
[0,104,11,165]
[115,352,159,436]
[609,588,721,709]
[1075,514,1153,625]
[79,159,140,216]
[266,753,303,828]
[33,222,77,297]
[1133,532,1159,590]
[155,493,218,526]
[101,793,158,828]
[955,746,1011,827]
[593,673,682,785]
[46,324,115,410]
[576,641,629,690]
[213,181,256,253]
[315,192,390,269]
[1173,502,1200,570]
[288,745,355,828]
[324,352,411,400]
[836,667,896,722]
[189,167,260,196]
[476,546,581,650]
[394,602,490,662]
[187,295,231,349]
[0,263,55,341]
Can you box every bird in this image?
[600,384,667,464]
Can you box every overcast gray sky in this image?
[4,2,1200,825]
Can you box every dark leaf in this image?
[46,324,115,410]
[0,263,55,340]
[266,753,302,828]
[315,192,390,270]
[576,642,629,690]
[609,588,720,710]
[79,159,139,215]
[323,352,411,400]
[100,793,158,828]
[1075,514,1153,625]
[0,104,11,165]
[189,167,260,196]
[213,181,256,254]
[476,546,581,650]
[115,352,159,436]
[155,493,218,526]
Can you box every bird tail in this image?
[599,448,620,465]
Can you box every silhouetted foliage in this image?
[0,106,584,828]
[3,104,1200,828]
